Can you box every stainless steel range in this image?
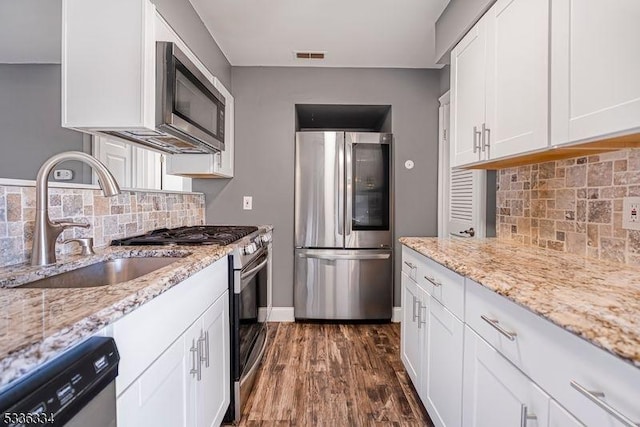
[112,225,272,424]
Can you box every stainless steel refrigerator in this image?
[294,131,393,320]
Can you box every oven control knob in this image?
[245,243,257,255]
[261,233,272,243]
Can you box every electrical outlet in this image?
[243,196,253,210]
[53,169,73,181]
[622,197,640,230]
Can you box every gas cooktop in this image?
[110,225,259,246]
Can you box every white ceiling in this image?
[188,0,450,69]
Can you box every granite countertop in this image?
[399,237,640,368]
[0,225,273,390]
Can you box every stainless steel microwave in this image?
[106,42,225,154]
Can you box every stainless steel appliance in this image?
[226,232,271,423]
[294,131,393,320]
[0,337,120,427]
[111,225,272,424]
[105,42,225,154]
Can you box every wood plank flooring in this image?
[236,323,434,427]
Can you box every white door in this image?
[93,136,133,188]
[549,400,584,427]
[133,147,162,190]
[401,271,422,386]
[438,91,488,239]
[485,0,549,159]
[462,327,549,427]
[117,335,189,427]
[424,298,464,427]
[197,293,230,427]
[450,16,488,167]
[551,0,640,145]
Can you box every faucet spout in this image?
[31,151,122,266]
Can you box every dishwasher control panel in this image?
[0,337,119,427]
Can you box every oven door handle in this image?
[240,258,268,280]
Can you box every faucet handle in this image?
[63,237,95,256]
[55,221,91,230]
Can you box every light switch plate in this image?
[622,197,640,230]
[243,196,253,210]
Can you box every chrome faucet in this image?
[31,151,121,266]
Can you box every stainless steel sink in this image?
[21,257,182,289]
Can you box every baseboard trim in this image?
[261,307,399,322]
[392,306,402,323]
[260,307,295,322]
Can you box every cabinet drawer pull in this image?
[473,126,482,153]
[417,303,427,329]
[481,122,490,152]
[404,261,416,270]
[198,330,210,368]
[520,405,537,427]
[424,275,442,287]
[190,339,201,381]
[412,296,419,321]
[481,315,517,341]
[570,381,640,427]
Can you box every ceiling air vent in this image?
[294,51,326,60]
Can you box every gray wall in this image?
[435,0,496,64]
[0,0,231,183]
[439,65,451,96]
[194,67,441,308]
[0,64,88,182]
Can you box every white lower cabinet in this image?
[117,332,191,427]
[401,245,640,427]
[462,326,548,427]
[548,400,584,427]
[401,252,464,427]
[197,294,231,427]
[400,271,426,386]
[112,257,230,427]
[424,297,464,427]
[118,291,229,427]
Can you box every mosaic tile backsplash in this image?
[497,149,640,265]
[0,185,205,267]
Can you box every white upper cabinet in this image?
[62,0,156,130]
[450,19,488,167]
[550,0,640,146]
[484,0,549,159]
[450,0,550,167]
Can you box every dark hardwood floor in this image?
[236,322,434,427]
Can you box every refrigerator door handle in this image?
[297,252,391,261]
[338,139,345,237]
[345,139,353,238]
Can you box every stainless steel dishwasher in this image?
[0,336,119,427]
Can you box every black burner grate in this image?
[111,225,258,246]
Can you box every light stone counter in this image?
[0,225,273,390]
[400,237,640,368]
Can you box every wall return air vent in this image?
[294,51,326,60]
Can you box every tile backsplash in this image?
[0,185,205,267]
[497,149,640,265]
